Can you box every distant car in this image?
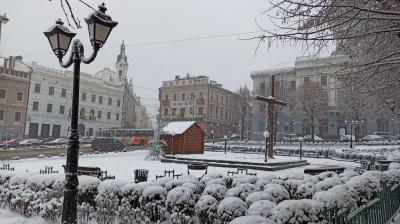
[380,135,399,141]
[80,136,95,144]
[91,137,124,151]
[361,135,384,142]
[230,133,240,140]
[0,142,6,149]
[45,138,69,146]
[4,138,25,148]
[283,134,300,142]
[340,135,356,142]
[19,139,44,147]
[303,135,324,142]
[42,137,56,143]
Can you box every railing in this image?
[322,181,400,224]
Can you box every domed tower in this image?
[115,40,129,83]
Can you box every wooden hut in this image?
[162,121,206,154]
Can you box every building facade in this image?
[0,56,31,141]
[159,74,240,139]
[250,53,399,140]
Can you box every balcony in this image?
[196,98,205,105]
[162,99,170,106]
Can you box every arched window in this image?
[89,109,95,120]
[80,108,86,119]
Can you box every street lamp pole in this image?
[0,13,10,44]
[224,135,227,154]
[263,131,269,162]
[43,4,117,224]
[299,137,304,160]
[171,132,176,155]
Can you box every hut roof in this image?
[163,121,198,135]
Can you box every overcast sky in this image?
[1,0,307,119]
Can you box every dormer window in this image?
[119,70,122,77]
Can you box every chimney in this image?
[175,75,180,80]
[9,56,13,70]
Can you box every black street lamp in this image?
[263,131,269,162]
[299,137,304,160]
[224,135,227,154]
[43,4,117,224]
[0,13,10,44]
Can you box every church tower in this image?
[115,40,129,84]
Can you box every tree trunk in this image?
[311,117,315,142]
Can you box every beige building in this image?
[0,56,31,141]
[159,74,240,139]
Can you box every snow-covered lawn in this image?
[3,150,360,180]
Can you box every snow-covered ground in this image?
[2,150,360,181]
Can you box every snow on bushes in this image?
[139,185,168,222]
[313,176,342,193]
[154,177,173,187]
[117,183,144,224]
[270,199,324,224]
[312,185,358,211]
[225,183,259,201]
[258,173,277,181]
[384,169,400,186]
[388,162,400,170]
[217,197,248,223]
[206,178,226,187]
[247,200,277,218]
[263,184,290,203]
[165,179,187,191]
[202,184,227,201]
[166,186,196,223]
[229,215,275,224]
[195,195,218,224]
[245,191,276,206]
[344,175,381,201]
[255,179,271,191]
[231,175,258,187]
[339,171,359,183]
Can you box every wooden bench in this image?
[304,167,345,175]
[155,170,183,180]
[227,167,257,176]
[62,165,115,180]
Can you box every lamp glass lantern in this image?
[43,19,76,58]
[1,14,9,24]
[85,3,118,48]
[263,131,270,138]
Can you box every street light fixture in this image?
[0,13,10,44]
[299,137,304,160]
[224,135,227,154]
[171,132,176,155]
[263,131,270,162]
[43,4,117,224]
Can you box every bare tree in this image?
[293,82,329,141]
[50,0,97,29]
[234,85,252,141]
[253,0,400,114]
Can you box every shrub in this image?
[339,171,359,183]
[202,184,228,201]
[270,199,324,224]
[139,186,168,222]
[155,177,173,187]
[206,178,226,187]
[165,179,186,191]
[166,187,196,223]
[245,192,275,206]
[40,198,62,223]
[225,183,259,201]
[217,197,248,223]
[344,175,381,202]
[313,185,358,211]
[247,200,277,218]
[295,182,315,199]
[195,195,218,224]
[313,177,342,193]
[229,215,275,224]
[117,183,144,224]
[263,184,290,203]
[255,179,271,191]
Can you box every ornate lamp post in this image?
[263,131,269,162]
[299,137,304,160]
[43,4,117,224]
[224,135,227,154]
[0,13,10,44]
[171,132,176,155]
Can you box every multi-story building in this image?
[0,56,32,141]
[250,52,398,140]
[159,74,240,139]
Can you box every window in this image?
[173,93,177,101]
[164,108,168,116]
[41,124,50,137]
[34,84,41,93]
[14,112,21,121]
[108,98,112,105]
[0,89,5,99]
[52,125,61,138]
[32,101,39,111]
[165,94,169,100]
[119,70,122,77]
[28,123,39,137]
[216,108,219,118]
[321,75,327,86]
[198,107,203,115]
[304,77,310,82]
[59,105,65,114]
[82,93,87,101]
[181,92,185,101]
[107,112,111,119]
[116,113,120,120]
[98,111,102,119]
[259,82,266,94]
[210,107,213,116]
[190,92,195,100]
[172,108,177,116]
[290,81,296,90]
[49,86,54,95]
[117,99,121,107]
[17,92,23,102]
[180,108,185,117]
[91,94,96,102]
[259,122,265,132]
[221,96,223,104]
[47,104,53,113]
[200,91,204,99]
[99,96,103,104]
[0,110,4,120]
[61,89,67,97]
[221,108,224,119]
[210,93,213,101]
[216,94,219,102]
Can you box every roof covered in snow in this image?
[162,121,197,135]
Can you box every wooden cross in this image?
[254,75,287,159]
